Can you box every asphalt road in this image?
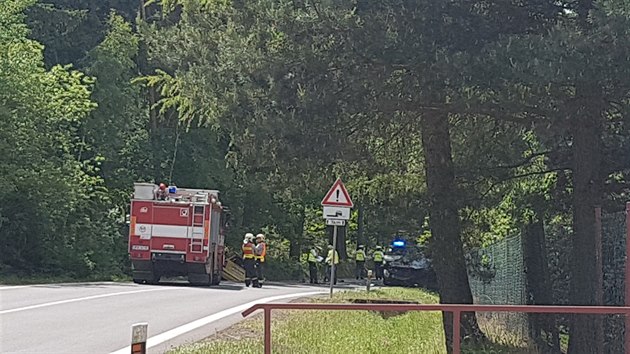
[0,280,354,353]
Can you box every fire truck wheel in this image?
[211,272,221,285]
[147,273,161,285]
[188,273,211,286]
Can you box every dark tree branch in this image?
[507,167,571,180]
[488,150,553,170]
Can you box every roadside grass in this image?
[169,287,537,354]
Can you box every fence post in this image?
[131,323,148,354]
[625,202,630,354]
[264,307,272,354]
[453,310,461,354]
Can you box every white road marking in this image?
[0,285,31,291]
[109,290,326,354]
[0,288,174,314]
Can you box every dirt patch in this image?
[348,298,419,319]
[201,296,322,343]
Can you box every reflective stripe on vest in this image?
[356,250,365,261]
[308,251,317,262]
[242,243,255,259]
[255,242,267,262]
[373,251,383,262]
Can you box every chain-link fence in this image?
[602,211,626,354]
[466,208,628,352]
[467,234,529,342]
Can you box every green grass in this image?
[169,287,537,354]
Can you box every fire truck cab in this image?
[128,183,227,286]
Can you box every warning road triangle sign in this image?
[321,178,354,207]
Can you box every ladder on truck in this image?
[190,205,205,253]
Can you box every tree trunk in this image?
[524,212,559,352]
[420,112,484,352]
[289,206,306,260]
[567,88,603,354]
[328,225,348,260]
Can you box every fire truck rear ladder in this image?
[190,205,205,253]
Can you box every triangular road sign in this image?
[321,178,354,207]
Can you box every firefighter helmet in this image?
[244,233,254,241]
[256,233,265,241]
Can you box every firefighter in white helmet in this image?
[242,233,259,287]
[254,233,267,286]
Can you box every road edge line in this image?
[109,290,326,354]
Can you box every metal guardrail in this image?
[242,303,630,354]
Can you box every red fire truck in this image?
[128,183,227,285]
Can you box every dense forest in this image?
[2,0,630,352]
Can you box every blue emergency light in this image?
[168,186,177,194]
[392,240,406,247]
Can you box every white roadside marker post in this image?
[131,322,148,354]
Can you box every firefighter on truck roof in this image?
[156,183,168,200]
[242,233,260,288]
[254,233,267,285]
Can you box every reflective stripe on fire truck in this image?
[133,224,204,238]
[130,216,137,236]
[204,220,210,240]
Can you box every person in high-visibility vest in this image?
[372,245,384,280]
[307,246,319,284]
[254,233,267,285]
[242,233,259,287]
[324,245,339,285]
[355,245,366,280]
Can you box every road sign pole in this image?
[330,225,337,299]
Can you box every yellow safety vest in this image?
[326,250,339,265]
[308,250,317,263]
[373,251,384,262]
[355,249,365,261]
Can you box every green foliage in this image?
[83,12,152,206]
[0,0,125,277]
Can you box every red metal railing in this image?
[242,303,630,354]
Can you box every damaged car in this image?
[382,240,438,290]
